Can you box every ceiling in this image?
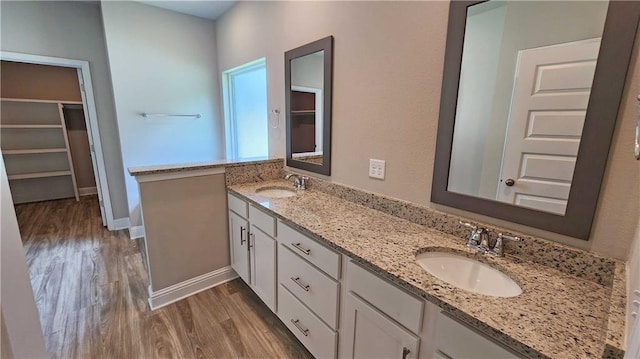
[136,1,236,20]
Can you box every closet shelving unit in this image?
[290,90,317,153]
[1,97,80,203]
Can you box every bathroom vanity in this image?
[227,188,516,359]
[226,177,627,359]
[128,159,627,357]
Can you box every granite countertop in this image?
[128,157,282,177]
[229,179,626,359]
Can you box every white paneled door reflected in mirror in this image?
[432,0,640,239]
[448,0,607,215]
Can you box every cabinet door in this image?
[229,211,250,284]
[249,225,276,311]
[342,292,420,359]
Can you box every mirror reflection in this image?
[290,50,325,165]
[448,0,608,215]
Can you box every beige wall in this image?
[0,1,128,220]
[0,61,81,101]
[1,310,14,359]
[216,1,640,260]
[101,1,225,227]
[138,173,229,291]
[0,157,48,358]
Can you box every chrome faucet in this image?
[285,173,308,190]
[459,221,523,256]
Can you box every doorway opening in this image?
[222,58,269,159]
[1,51,114,229]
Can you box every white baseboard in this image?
[78,186,98,196]
[148,266,238,310]
[129,225,145,239]
[113,217,130,231]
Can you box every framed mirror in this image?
[432,1,640,239]
[285,36,333,175]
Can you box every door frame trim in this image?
[1,51,116,229]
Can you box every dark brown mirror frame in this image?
[285,36,334,176]
[431,1,640,239]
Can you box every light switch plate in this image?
[369,159,386,179]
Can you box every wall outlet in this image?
[369,159,386,180]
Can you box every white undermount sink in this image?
[415,251,522,298]
[255,186,298,198]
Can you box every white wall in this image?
[0,1,129,220]
[216,1,640,260]
[448,2,506,197]
[0,157,48,358]
[101,1,225,226]
[291,53,324,90]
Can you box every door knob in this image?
[504,178,515,187]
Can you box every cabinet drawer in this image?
[278,284,337,359]
[249,205,276,237]
[347,261,424,334]
[278,220,340,279]
[435,313,518,359]
[228,193,248,218]
[279,244,340,329]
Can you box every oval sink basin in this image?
[255,186,297,198]
[416,251,522,297]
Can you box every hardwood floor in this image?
[15,196,313,359]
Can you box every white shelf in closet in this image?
[1,98,80,202]
[2,148,68,155]
[1,97,83,105]
[7,170,72,180]
[1,124,64,129]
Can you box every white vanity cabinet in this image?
[276,219,341,359]
[341,260,423,359]
[227,192,522,358]
[227,193,277,311]
[228,210,250,283]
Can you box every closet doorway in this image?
[0,52,114,229]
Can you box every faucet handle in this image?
[458,221,477,231]
[498,233,522,242]
[459,221,484,250]
[285,173,301,188]
[299,176,309,190]
[488,233,523,257]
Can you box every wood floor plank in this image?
[16,196,314,359]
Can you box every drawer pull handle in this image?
[290,319,309,336]
[291,242,311,255]
[240,227,246,245]
[249,233,255,248]
[291,276,310,291]
[402,347,410,359]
